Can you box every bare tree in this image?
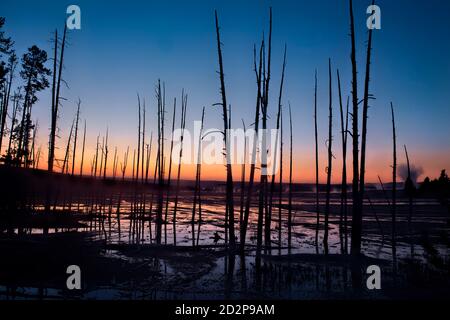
[173,91,187,245]
[314,70,320,252]
[337,70,349,253]
[71,99,81,175]
[349,0,361,256]
[191,107,205,247]
[79,119,86,176]
[215,10,236,249]
[164,98,176,243]
[324,59,333,255]
[48,24,67,172]
[391,102,397,266]
[268,44,287,249]
[288,103,293,249]
[240,41,263,250]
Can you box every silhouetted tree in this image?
[17,45,50,167]
[215,10,236,249]
[324,59,333,255]
[48,25,67,172]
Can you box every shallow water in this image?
[2,190,449,300]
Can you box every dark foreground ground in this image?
[0,167,449,299]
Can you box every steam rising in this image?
[398,163,424,185]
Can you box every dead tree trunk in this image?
[80,120,86,176]
[240,42,263,250]
[337,70,349,254]
[349,0,361,256]
[288,103,293,250]
[191,107,205,247]
[136,94,141,183]
[391,102,397,266]
[141,100,146,184]
[314,70,320,252]
[172,92,187,246]
[62,118,75,174]
[164,98,177,244]
[215,10,235,249]
[358,0,375,255]
[71,99,81,175]
[103,128,108,179]
[49,24,67,172]
[324,59,333,255]
[268,44,287,249]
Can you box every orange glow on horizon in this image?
[31,143,450,184]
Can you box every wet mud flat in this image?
[0,229,449,300]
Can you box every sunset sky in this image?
[1,0,449,183]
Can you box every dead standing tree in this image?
[323,59,333,255]
[349,0,361,256]
[240,41,263,250]
[164,98,176,244]
[71,99,81,175]
[268,44,287,250]
[155,80,166,244]
[48,24,67,172]
[357,0,375,255]
[191,107,205,247]
[314,70,320,252]
[79,119,86,176]
[337,70,349,253]
[346,0,376,256]
[287,103,293,249]
[215,10,236,249]
[391,102,397,268]
[172,91,187,246]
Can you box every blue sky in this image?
[1,0,449,181]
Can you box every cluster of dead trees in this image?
[212,0,402,258]
[0,1,415,259]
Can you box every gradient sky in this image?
[1,0,449,182]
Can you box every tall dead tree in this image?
[61,118,74,174]
[155,81,166,244]
[357,0,375,255]
[288,103,293,249]
[103,127,108,179]
[93,134,99,178]
[191,107,205,247]
[391,102,397,265]
[337,70,349,253]
[314,70,320,252]
[278,105,283,250]
[173,91,187,245]
[71,99,81,175]
[338,79,350,253]
[268,44,287,249]
[145,133,152,183]
[324,59,333,254]
[136,94,141,183]
[256,8,273,255]
[239,119,247,230]
[141,100,146,183]
[240,41,263,250]
[349,0,361,256]
[215,10,235,249]
[80,120,86,176]
[112,146,118,179]
[48,24,67,172]
[164,98,177,243]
